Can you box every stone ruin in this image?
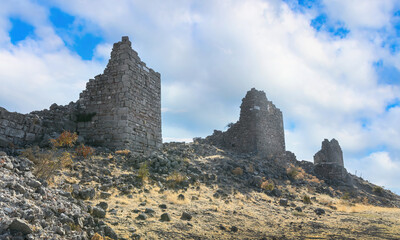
[0,36,350,184]
[0,36,162,153]
[313,139,349,182]
[201,88,286,157]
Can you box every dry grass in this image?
[115,149,131,155]
[336,203,400,213]
[232,167,243,176]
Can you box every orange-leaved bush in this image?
[50,131,78,148]
[75,144,95,158]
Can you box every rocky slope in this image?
[1,142,400,239]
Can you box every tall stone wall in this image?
[313,138,348,182]
[76,36,162,152]
[203,88,285,157]
[0,36,162,153]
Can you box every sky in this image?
[0,0,400,193]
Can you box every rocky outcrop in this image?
[0,152,118,239]
[202,88,285,157]
[313,139,348,183]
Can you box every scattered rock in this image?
[181,212,192,221]
[137,213,147,220]
[103,225,118,239]
[79,188,95,200]
[160,213,171,222]
[97,202,109,211]
[92,207,106,218]
[178,194,185,200]
[231,226,238,232]
[314,208,326,215]
[279,198,288,206]
[100,191,112,199]
[295,207,303,212]
[145,208,155,215]
[159,204,167,209]
[8,218,33,235]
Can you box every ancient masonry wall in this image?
[77,36,162,152]
[313,139,348,182]
[0,36,162,153]
[203,88,285,157]
[0,103,77,148]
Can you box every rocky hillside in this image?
[1,142,400,239]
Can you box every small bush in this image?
[115,149,131,156]
[247,164,254,173]
[232,167,243,176]
[76,144,95,158]
[166,171,187,188]
[33,151,73,181]
[91,233,112,240]
[372,186,384,195]
[138,162,149,181]
[50,131,78,148]
[341,192,351,200]
[261,180,274,191]
[287,166,299,179]
[303,195,312,204]
[21,147,73,182]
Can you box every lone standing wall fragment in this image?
[203,88,285,157]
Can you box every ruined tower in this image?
[77,36,162,152]
[313,139,348,182]
[203,88,285,157]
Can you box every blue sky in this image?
[1,0,400,193]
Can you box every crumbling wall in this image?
[0,36,162,153]
[0,103,76,148]
[313,138,348,182]
[76,36,162,152]
[203,88,285,157]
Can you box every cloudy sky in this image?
[1,0,400,193]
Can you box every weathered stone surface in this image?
[77,36,162,153]
[0,36,162,155]
[314,139,343,166]
[313,139,348,182]
[201,88,285,157]
[92,207,106,218]
[8,219,33,235]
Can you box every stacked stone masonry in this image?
[77,36,162,152]
[313,139,348,182]
[203,88,285,157]
[0,36,162,153]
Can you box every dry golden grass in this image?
[336,202,400,213]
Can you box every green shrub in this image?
[303,195,312,204]
[372,186,384,195]
[138,162,149,181]
[261,180,275,191]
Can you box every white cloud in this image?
[323,0,396,29]
[347,152,400,193]
[0,0,105,113]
